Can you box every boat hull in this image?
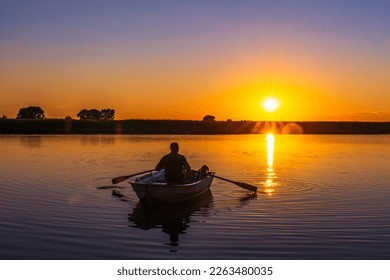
[130,170,214,203]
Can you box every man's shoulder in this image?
[162,152,187,161]
[161,153,172,160]
[177,154,188,162]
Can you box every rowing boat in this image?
[129,170,214,203]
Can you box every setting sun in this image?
[262,98,280,112]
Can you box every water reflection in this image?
[266,134,274,167]
[264,134,276,195]
[19,136,42,148]
[79,135,116,146]
[128,190,213,247]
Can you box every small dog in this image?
[195,165,209,180]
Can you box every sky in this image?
[1,0,390,121]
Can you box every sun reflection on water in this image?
[265,133,276,195]
[266,134,274,166]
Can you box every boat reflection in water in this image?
[128,190,213,247]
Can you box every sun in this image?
[262,97,280,112]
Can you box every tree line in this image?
[3,106,217,121]
[77,108,115,121]
[11,106,116,121]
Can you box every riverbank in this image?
[0,119,389,134]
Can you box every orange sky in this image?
[1,1,390,121]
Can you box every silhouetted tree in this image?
[90,109,102,120]
[202,115,216,121]
[77,109,88,120]
[100,109,115,121]
[1,115,7,119]
[77,109,101,120]
[77,109,87,120]
[16,106,46,119]
[77,108,115,120]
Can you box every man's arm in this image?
[155,157,164,171]
[181,156,191,172]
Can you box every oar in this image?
[210,174,258,192]
[112,169,155,184]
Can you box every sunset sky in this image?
[1,0,390,121]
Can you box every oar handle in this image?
[126,169,155,178]
[112,169,155,184]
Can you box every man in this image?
[155,142,191,183]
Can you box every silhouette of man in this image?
[155,142,191,183]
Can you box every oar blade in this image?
[235,181,258,192]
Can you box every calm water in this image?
[0,134,389,260]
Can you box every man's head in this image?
[170,142,179,153]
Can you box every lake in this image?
[0,134,389,259]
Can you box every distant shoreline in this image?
[0,119,389,134]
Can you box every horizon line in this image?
[2,118,390,123]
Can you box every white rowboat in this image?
[130,170,214,203]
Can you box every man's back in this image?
[157,152,189,183]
